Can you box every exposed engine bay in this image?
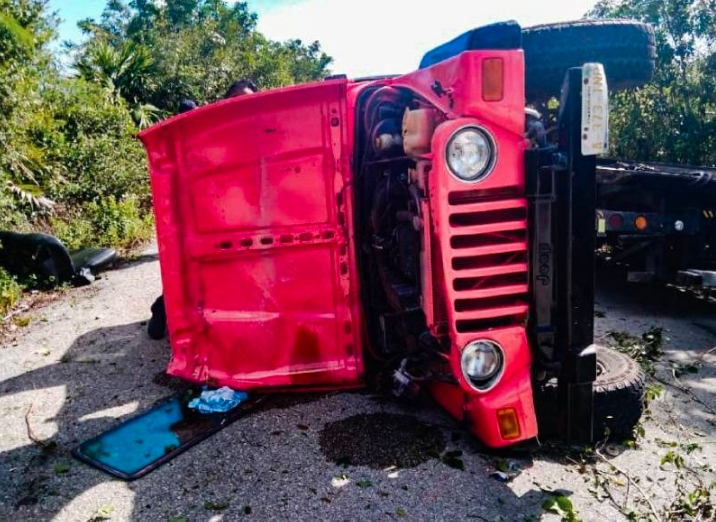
[352,84,553,397]
[353,85,445,395]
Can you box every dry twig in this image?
[24,404,49,447]
[594,449,663,522]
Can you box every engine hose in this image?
[362,86,404,132]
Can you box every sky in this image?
[47,0,598,77]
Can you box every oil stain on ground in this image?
[319,413,445,469]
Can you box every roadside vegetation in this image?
[1,0,714,317]
[590,0,716,165]
[0,0,332,315]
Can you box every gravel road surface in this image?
[1,244,715,522]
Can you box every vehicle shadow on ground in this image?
[0,320,177,519]
[0,320,555,521]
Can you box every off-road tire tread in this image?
[592,346,646,440]
[522,19,656,101]
[537,346,646,441]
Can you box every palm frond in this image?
[5,180,55,211]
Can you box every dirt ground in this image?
[1,244,715,522]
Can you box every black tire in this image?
[522,19,656,101]
[147,295,167,340]
[592,346,646,440]
[537,346,646,441]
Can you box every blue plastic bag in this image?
[188,386,248,414]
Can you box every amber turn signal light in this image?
[482,58,504,102]
[497,407,521,440]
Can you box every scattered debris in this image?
[542,494,581,522]
[607,326,664,374]
[88,504,115,522]
[73,393,265,480]
[204,500,230,511]
[490,460,522,482]
[590,447,664,522]
[25,404,51,448]
[188,386,249,414]
[331,473,350,488]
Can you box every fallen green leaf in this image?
[495,458,510,472]
[543,494,581,522]
[89,504,115,521]
[661,450,685,469]
[682,442,702,454]
[204,500,230,511]
[54,462,71,474]
[356,479,373,488]
[396,507,407,517]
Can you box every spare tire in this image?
[536,346,646,441]
[522,19,656,102]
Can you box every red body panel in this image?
[139,49,539,448]
[139,80,364,390]
[380,51,538,447]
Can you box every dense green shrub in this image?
[0,0,332,315]
[50,195,154,252]
[43,79,151,208]
[0,267,22,316]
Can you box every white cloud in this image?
[257,0,598,78]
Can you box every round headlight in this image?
[460,340,504,391]
[446,126,496,183]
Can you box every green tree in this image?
[74,0,332,112]
[0,0,154,251]
[75,39,161,128]
[588,0,716,165]
[0,0,59,225]
[0,0,334,262]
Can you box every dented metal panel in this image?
[139,80,364,390]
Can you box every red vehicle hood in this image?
[138,80,364,390]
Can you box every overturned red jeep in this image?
[139,20,655,448]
